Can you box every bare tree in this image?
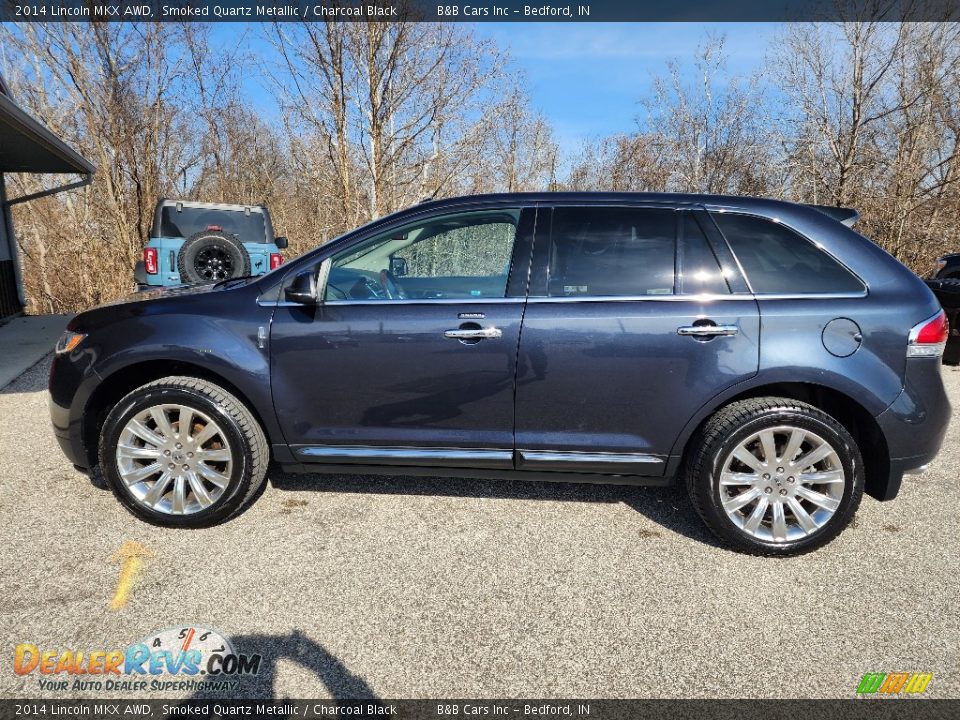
[641,34,773,195]
[774,20,960,266]
[269,16,508,223]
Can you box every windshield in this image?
[158,206,268,244]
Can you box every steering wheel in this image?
[378,269,406,300]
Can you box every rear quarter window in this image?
[711,213,865,295]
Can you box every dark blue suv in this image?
[50,193,951,555]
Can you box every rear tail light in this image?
[270,253,283,270]
[907,310,948,357]
[144,247,158,275]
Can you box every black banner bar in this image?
[1,0,959,22]
[2,700,960,720]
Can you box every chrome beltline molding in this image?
[258,291,867,307]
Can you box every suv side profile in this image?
[134,199,287,290]
[51,193,951,555]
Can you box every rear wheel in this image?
[98,376,268,527]
[684,397,863,556]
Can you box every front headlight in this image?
[55,331,86,355]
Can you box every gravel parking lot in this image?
[1,356,958,700]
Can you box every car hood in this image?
[67,279,258,333]
[117,281,221,305]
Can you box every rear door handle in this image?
[444,327,503,340]
[677,324,739,337]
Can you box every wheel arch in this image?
[672,381,890,501]
[80,360,273,469]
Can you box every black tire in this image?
[177,231,250,284]
[683,397,864,556]
[98,376,268,527]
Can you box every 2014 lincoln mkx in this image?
[50,193,952,555]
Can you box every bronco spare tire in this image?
[177,231,250,283]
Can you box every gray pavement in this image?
[0,314,70,389]
[1,355,958,700]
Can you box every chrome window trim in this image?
[259,290,868,307]
[518,450,664,465]
[323,297,525,306]
[750,291,868,300]
[259,296,526,307]
[523,291,867,304]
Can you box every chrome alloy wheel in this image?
[116,404,233,515]
[718,425,846,543]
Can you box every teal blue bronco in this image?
[134,199,287,290]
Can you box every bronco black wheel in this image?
[177,231,250,284]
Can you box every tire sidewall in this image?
[99,386,252,527]
[178,233,250,284]
[700,407,863,554]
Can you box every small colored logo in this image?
[856,672,933,696]
[14,626,261,693]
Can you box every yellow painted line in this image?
[109,541,154,611]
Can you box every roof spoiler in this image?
[806,204,859,227]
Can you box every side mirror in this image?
[284,270,317,304]
[390,256,408,277]
[274,236,289,250]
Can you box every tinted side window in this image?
[326,209,519,301]
[548,207,675,297]
[680,214,730,295]
[712,213,864,294]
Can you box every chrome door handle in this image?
[444,327,503,340]
[677,324,739,337]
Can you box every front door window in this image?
[325,209,521,301]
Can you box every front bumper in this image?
[50,394,88,468]
[49,350,95,469]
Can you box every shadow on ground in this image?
[183,630,379,703]
[270,467,721,548]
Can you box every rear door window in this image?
[547,207,675,297]
[711,213,864,294]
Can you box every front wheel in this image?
[684,397,863,556]
[98,376,268,527]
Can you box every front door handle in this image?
[444,326,503,340]
[677,324,739,337]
